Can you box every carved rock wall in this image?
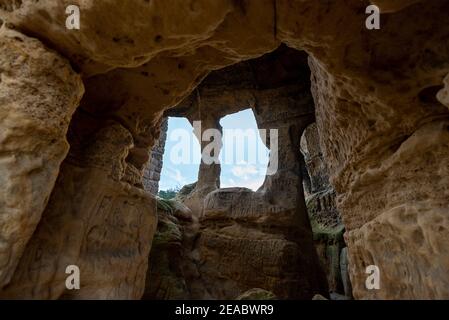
[142,202,189,300]
[0,121,157,299]
[301,123,331,196]
[301,123,348,297]
[301,1,449,298]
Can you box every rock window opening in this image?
[219,108,270,191]
[149,116,201,200]
[143,47,335,300]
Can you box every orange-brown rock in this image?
[0,122,157,299]
[0,26,83,289]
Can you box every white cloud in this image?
[165,166,187,186]
[231,165,259,179]
[221,176,265,191]
[244,177,265,191]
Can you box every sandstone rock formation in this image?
[0,0,447,300]
[0,26,83,289]
[143,199,189,300]
[145,48,328,300]
[301,123,348,297]
[143,118,168,195]
[0,122,158,299]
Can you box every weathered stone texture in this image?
[302,1,449,299]
[142,202,188,300]
[143,118,168,195]
[0,120,157,299]
[0,27,83,289]
[194,184,327,300]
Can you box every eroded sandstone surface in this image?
[0,0,448,299]
[0,26,83,289]
[301,123,350,297]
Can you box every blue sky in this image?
[159,109,269,191]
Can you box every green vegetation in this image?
[152,214,182,245]
[175,182,196,201]
[158,187,180,200]
[310,221,345,243]
[306,192,345,243]
[156,197,177,213]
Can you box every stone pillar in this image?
[0,27,83,289]
[183,111,223,218]
[254,87,316,229]
[194,86,328,299]
[195,114,222,192]
[143,118,168,195]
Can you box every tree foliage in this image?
[158,187,180,200]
